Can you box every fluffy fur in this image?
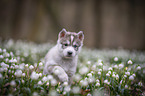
[43,28,84,84]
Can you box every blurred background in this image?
[0,0,145,50]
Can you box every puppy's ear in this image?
[59,28,67,39]
[78,31,84,41]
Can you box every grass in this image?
[0,39,145,96]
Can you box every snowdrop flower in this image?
[98,69,102,72]
[80,80,88,87]
[96,79,100,83]
[73,74,81,81]
[19,64,25,70]
[38,73,42,77]
[98,59,102,63]
[114,65,118,69]
[106,73,110,77]
[138,82,143,86]
[112,73,116,78]
[87,73,92,77]
[32,92,39,96]
[108,67,112,70]
[125,72,130,76]
[96,82,100,87]
[124,75,127,78]
[3,49,6,53]
[98,62,103,66]
[15,70,22,77]
[53,69,60,75]
[116,74,119,80]
[120,80,123,84]
[30,71,39,80]
[108,71,111,74]
[72,86,80,94]
[88,77,95,83]
[125,84,128,89]
[42,76,48,82]
[13,59,17,63]
[29,65,34,70]
[87,61,91,65]
[0,55,4,59]
[87,93,92,96]
[46,82,49,86]
[22,73,25,77]
[114,57,118,61]
[132,74,136,77]
[47,75,53,81]
[104,79,110,85]
[79,66,89,75]
[136,66,141,70]
[129,75,134,80]
[10,80,16,86]
[119,63,124,69]
[98,72,101,75]
[51,79,57,86]
[64,86,71,92]
[39,62,43,66]
[127,60,133,64]
[38,81,43,85]
[63,82,68,86]
[14,65,19,69]
[21,79,25,83]
[25,64,29,68]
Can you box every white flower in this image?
[98,72,101,75]
[106,73,110,77]
[112,74,116,78]
[22,73,26,77]
[129,75,134,80]
[72,86,80,94]
[38,81,43,85]
[73,74,81,81]
[98,69,102,72]
[30,71,39,80]
[46,82,49,86]
[127,60,133,64]
[53,69,60,75]
[14,65,19,69]
[114,57,118,61]
[38,73,42,77]
[88,77,95,83]
[79,66,89,75]
[98,62,103,66]
[125,72,130,76]
[0,68,4,72]
[120,80,123,84]
[125,84,128,89]
[87,93,92,96]
[136,66,141,70]
[10,80,16,86]
[96,79,100,83]
[80,80,88,87]
[87,73,92,77]
[19,64,25,70]
[3,49,6,53]
[116,74,119,80]
[104,79,110,85]
[108,67,112,70]
[47,75,53,81]
[96,82,100,86]
[13,59,17,63]
[119,63,124,69]
[64,86,71,92]
[14,70,22,77]
[29,65,34,69]
[138,82,143,86]
[51,79,57,86]
[33,92,39,96]
[63,82,68,86]
[108,71,111,74]
[39,62,43,66]
[0,55,4,59]
[124,75,127,78]
[25,64,29,67]
[132,74,136,77]
[21,79,25,83]
[42,76,48,82]
[87,61,91,65]
[114,65,118,69]
[91,65,96,70]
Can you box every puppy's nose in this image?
[68,51,73,55]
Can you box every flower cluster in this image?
[0,40,144,96]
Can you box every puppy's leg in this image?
[48,66,69,82]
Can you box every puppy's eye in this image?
[74,45,77,48]
[64,44,68,46]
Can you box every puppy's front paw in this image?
[53,66,68,82]
[58,72,68,82]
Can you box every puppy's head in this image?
[57,28,84,59]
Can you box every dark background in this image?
[0,0,145,50]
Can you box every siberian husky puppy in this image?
[43,28,84,84]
